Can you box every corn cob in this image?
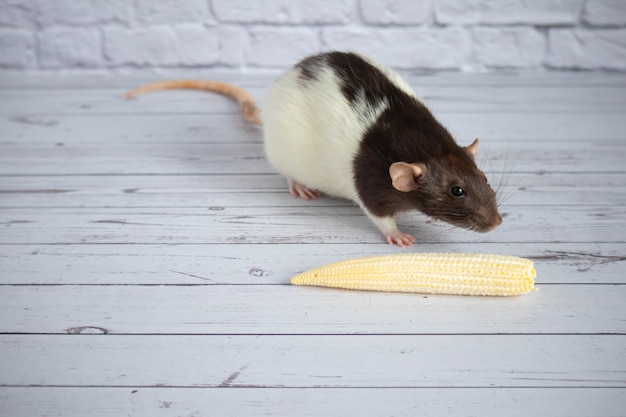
[291,253,536,296]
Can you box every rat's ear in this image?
[465,138,479,158]
[389,162,426,192]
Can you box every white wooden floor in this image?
[1,71,625,416]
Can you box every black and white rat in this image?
[126,51,502,247]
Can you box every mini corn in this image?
[291,253,536,296]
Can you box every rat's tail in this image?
[125,80,262,125]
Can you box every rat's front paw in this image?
[386,231,415,248]
[288,179,320,200]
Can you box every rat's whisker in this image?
[498,144,515,194]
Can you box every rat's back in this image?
[261,52,417,202]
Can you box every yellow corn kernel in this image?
[291,253,536,296]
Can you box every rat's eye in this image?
[451,186,465,197]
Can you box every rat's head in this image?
[389,139,502,233]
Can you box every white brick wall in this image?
[1,0,625,72]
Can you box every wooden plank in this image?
[0,140,623,175]
[443,112,626,142]
[2,387,624,417]
[0,142,273,175]
[3,113,625,144]
[2,86,626,117]
[420,86,626,113]
[1,335,624,387]
[402,71,626,87]
[0,205,623,244]
[0,172,623,208]
[1,113,257,145]
[1,243,624,285]
[1,285,624,334]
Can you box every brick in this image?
[583,0,626,26]
[473,27,545,68]
[360,0,432,25]
[104,26,179,66]
[173,25,219,66]
[547,28,626,70]
[323,27,470,69]
[38,27,102,68]
[0,28,35,68]
[435,0,584,25]
[172,25,245,67]
[133,0,210,25]
[247,27,320,67]
[211,26,247,66]
[0,0,37,28]
[212,0,353,24]
[35,0,131,27]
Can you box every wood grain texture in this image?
[1,387,624,417]
[3,113,625,144]
[2,335,624,387]
[1,243,623,285]
[0,140,623,175]
[1,285,624,334]
[0,205,624,244]
[0,173,624,207]
[1,71,625,417]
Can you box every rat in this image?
[126,51,502,247]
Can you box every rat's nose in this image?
[480,214,502,232]
[487,214,503,231]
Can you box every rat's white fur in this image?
[261,54,419,245]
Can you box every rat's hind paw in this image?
[386,231,415,248]
[288,179,320,200]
